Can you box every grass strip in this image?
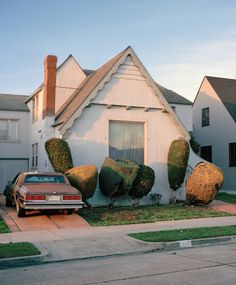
[129,225,236,242]
[0,218,9,233]
[215,192,236,203]
[79,204,232,226]
[0,242,40,259]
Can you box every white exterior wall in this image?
[171,104,193,132]
[63,56,189,205]
[193,79,236,191]
[55,57,86,112]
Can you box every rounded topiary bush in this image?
[168,139,189,191]
[129,165,155,199]
[65,165,98,201]
[45,138,73,173]
[99,157,140,198]
[186,162,224,204]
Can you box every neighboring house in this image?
[0,93,29,192]
[25,46,200,205]
[193,76,236,192]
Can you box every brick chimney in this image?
[43,55,57,118]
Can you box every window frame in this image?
[31,143,38,168]
[32,94,39,121]
[108,120,145,164]
[229,142,236,167]
[202,107,210,127]
[0,118,19,142]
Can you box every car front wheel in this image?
[16,199,26,217]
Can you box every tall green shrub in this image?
[167,139,189,191]
[129,165,155,199]
[45,138,73,173]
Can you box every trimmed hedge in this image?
[129,165,155,199]
[65,165,98,201]
[45,138,73,173]
[99,157,139,197]
[168,139,189,191]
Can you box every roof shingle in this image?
[0,93,29,112]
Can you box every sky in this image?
[1,0,236,102]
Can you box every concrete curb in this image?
[1,236,236,269]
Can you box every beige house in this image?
[25,46,200,205]
[193,76,236,192]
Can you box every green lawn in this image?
[79,204,232,226]
[215,192,236,203]
[0,242,40,259]
[129,225,236,242]
[0,217,9,233]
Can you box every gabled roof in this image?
[157,84,192,105]
[0,93,29,112]
[206,76,236,122]
[54,46,190,140]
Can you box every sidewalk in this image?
[1,215,236,268]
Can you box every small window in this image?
[229,143,236,167]
[0,119,19,142]
[32,94,39,121]
[32,143,38,168]
[202,107,209,127]
[200,145,212,162]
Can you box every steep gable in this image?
[54,46,189,139]
[206,76,236,123]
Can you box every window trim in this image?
[32,94,39,122]
[108,120,145,164]
[0,118,19,142]
[31,143,38,169]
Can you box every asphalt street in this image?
[1,242,236,285]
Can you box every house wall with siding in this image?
[193,78,236,191]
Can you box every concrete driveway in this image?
[0,195,90,232]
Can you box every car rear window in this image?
[24,175,65,184]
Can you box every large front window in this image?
[0,119,19,142]
[109,121,144,164]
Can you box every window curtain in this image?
[109,121,144,164]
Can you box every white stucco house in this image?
[193,76,236,192]
[0,93,29,192]
[3,46,200,204]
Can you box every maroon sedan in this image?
[4,172,84,217]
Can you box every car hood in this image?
[21,184,81,195]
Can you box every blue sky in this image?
[1,0,236,101]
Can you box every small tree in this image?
[45,138,73,173]
[167,139,189,203]
[129,165,155,206]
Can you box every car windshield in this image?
[24,175,65,184]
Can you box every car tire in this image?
[16,199,26,217]
[65,209,73,215]
[5,196,12,207]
